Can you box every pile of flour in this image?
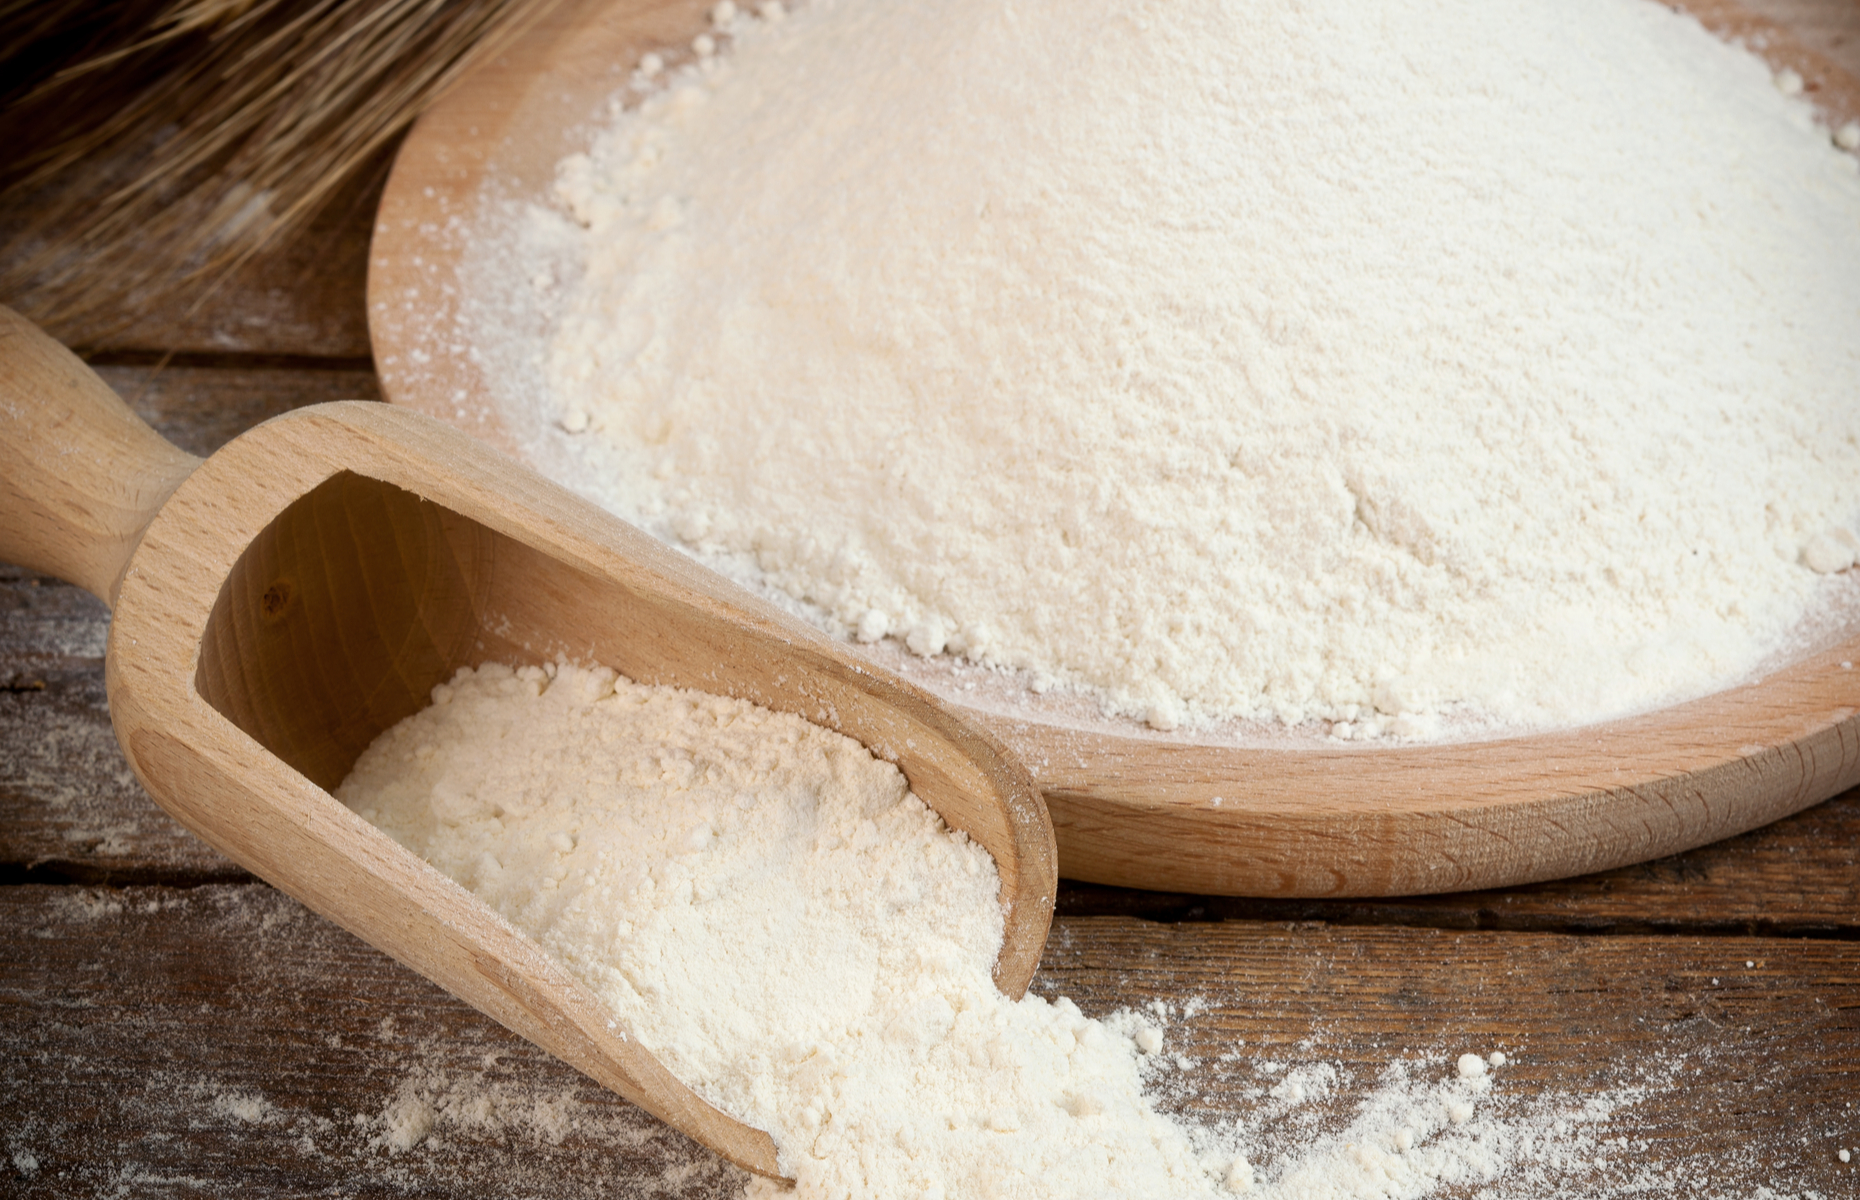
[340,663,1231,1196]
[338,662,1628,1198]
[474,0,1860,736]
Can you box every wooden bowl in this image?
[369,0,1860,898]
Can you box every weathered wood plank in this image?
[0,884,744,1198]
[89,365,382,459]
[3,886,1855,1197]
[5,150,389,361]
[1037,917,1860,1196]
[0,641,238,885]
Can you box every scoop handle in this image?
[0,307,201,607]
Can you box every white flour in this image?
[340,663,1224,1197]
[334,662,1821,1198]
[482,0,1860,736]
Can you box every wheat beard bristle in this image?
[0,0,570,342]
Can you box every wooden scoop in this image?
[0,307,1057,1178]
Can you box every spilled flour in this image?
[468,0,1860,737]
[19,885,1854,1197]
[332,662,1837,1197]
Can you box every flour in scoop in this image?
[338,662,1723,1199]
[339,662,1231,1196]
[481,0,1860,737]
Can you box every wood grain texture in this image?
[89,365,383,459]
[0,145,390,360]
[0,627,245,885]
[0,884,748,1200]
[3,885,1856,1198]
[368,0,1860,898]
[1034,918,1860,1194]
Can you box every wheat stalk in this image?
[0,0,567,343]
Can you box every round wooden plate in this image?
[369,0,1860,898]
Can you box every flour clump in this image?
[501,0,1860,734]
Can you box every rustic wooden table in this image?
[4,5,1860,1196]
